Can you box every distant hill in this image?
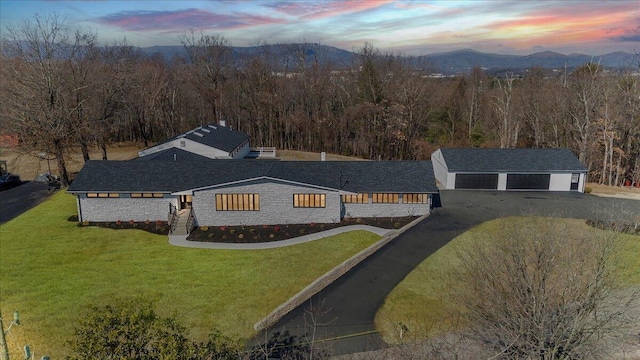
[138,44,637,75]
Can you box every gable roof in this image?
[68,160,438,194]
[133,148,213,162]
[141,123,250,155]
[438,148,587,172]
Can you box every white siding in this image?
[549,173,572,191]
[431,149,450,188]
[498,173,507,190]
[138,138,231,159]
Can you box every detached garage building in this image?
[432,148,587,192]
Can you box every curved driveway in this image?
[254,191,640,356]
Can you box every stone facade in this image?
[77,195,177,222]
[342,196,431,218]
[192,180,341,226]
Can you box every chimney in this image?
[321,152,326,161]
[220,120,226,127]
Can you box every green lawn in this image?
[375,217,640,344]
[0,192,381,358]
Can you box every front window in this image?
[342,193,369,203]
[372,193,399,203]
[216,193,260,211]
[402,193,428,204]
[293,194,326,208]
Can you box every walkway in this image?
[169,225,392,250]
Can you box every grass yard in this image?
[0,192,381,358]
[375,217,640,344]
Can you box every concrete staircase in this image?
[171,208,191,236]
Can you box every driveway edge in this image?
[253,213,430,332]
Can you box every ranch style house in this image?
[67,160,439,228]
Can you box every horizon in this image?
[1,0,638,56]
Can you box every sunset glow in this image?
[0,0,637,55]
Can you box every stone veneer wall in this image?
[342,195,431,218]
[77,196,177,222]
[193,180,341,226]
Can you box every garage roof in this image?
[439,148,587,172]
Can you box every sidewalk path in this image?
[169,225,392,250]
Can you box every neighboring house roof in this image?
[68,160,438,194]
[142,123,250,154]
[133,148,213,162]
[438,148,587,173]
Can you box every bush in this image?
[229,229,236,235]
[67,298,239,359]
[200,226,209,232]
[585,186,593,193]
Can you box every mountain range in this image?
[140,44,638,75]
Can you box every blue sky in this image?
[1,0,638,55]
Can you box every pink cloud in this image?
[96,8,285,32]
[265,0,395,20]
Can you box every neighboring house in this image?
[67,160,438,227]
[431,148,588,192]
[137,121,250,160]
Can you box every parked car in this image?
[0,174,22,191]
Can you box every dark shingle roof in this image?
[141,123,250,155]
[439,148,587,172]
[68,160,438,194]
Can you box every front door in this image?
[570,173,580,191]
[180,195,192,209]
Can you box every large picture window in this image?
[402,193,428,204]
[216,193,260,211]
[342,193,369,203]
[372,193,399,203]
[293,194,326,208]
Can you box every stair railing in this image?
[186,209,195,234]
[168,203,178,234]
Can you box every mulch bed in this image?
[586,219,640,236]
[187,216,419,243]
[68,215,420,242]
[69,215,171,235]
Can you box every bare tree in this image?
[450,218,638,359]
[1,14,96,185]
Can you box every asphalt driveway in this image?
[253,191,639,356]
[0,181,54,225]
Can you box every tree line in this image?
[1,14,638,187]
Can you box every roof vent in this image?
[220,120,226,127]
[193,132,204,137]
[208,125,217,130]
[177,134,186,138]
[200,128,211,133]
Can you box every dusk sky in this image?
[1,0,638,55]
